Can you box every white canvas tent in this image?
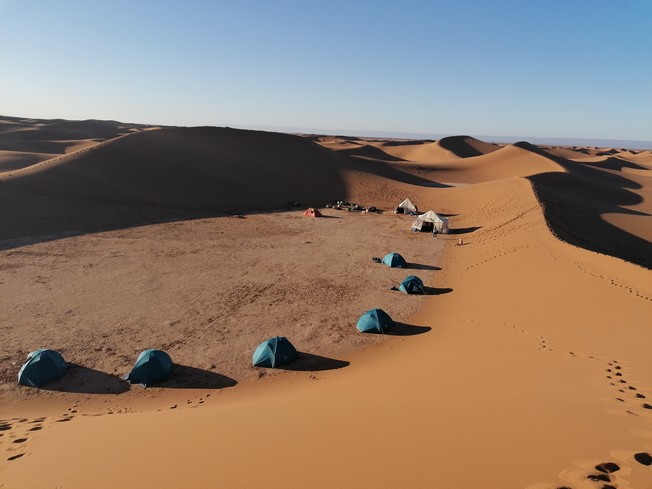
[395,198,418,215]
[411,210,449,234]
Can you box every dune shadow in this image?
[0,126,354,250]
[449,226,481,235]
[157,364,238,389]
[407,263,441,271]
[344,156,452,188]
[42,364,130,394]
[339,145,407,162]
[386,322,431,336]
[438,135,484,158]
[279,352,349,372]
[523,142,652,269]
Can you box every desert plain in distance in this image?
[0,115,651,488]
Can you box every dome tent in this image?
[382,252,407,268]
[303,208,323,217]
[252,336,298,368]
[126,349,173,386]
[356,308,394,333]
[399,275,426,294]
[18,349,69,387]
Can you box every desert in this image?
[0,115,651,488]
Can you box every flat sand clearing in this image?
[0,210,443,407]
[1,117,651,489]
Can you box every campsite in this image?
[0,118,651,489]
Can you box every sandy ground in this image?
[1,117,651,488]
[0,210,443,406]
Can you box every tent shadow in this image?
[407,263,441,271]
[157,364,238,390]
[318,215,342,219]
[423,286,453,296]
[42,364,130,394]
[450,226,481,235]
[387,322,431,336]
[279,352,350,372]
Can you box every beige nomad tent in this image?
[395,198,418,215]
[411,210,450,234]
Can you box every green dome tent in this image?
[399,275,426,294]
[126,349,173,386]
[382,252,407,268]
[252,337,298,368]
[356,308,394,333]
[18,349,69,387]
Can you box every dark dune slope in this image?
[437,135,500,158]
[522,142,652,269]
[0,127,349,246]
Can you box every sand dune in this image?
[371,135,499,163]
[1,117,651,489]
[527,151,652,269]
[435,134,501,158]
[0,150,57,172]
[0,128,346,245]
[385,142,565,184]
[0,115,147,154]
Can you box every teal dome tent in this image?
[126,349,173,386]
[399,275,425,294]
[382,252,407,268]
[18,349,69,387]
[356,308,394,333]
[252,337,298,368]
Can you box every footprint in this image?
[635,393,646,399]
[586,473,610,482]
[7,453,25,461]
[12,438,27,444]
[642,403,652,409]
[595,462,620,473]
[634,452,652,466]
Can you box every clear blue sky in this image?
[1,0,651,141]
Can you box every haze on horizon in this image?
[1,0,650,142]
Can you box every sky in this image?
[1,0,651,141]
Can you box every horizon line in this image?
[2,114,651,150]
